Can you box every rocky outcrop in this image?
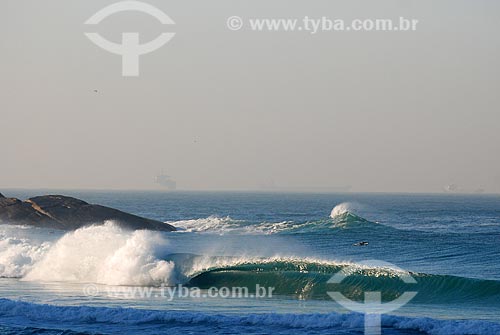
[0,196,54,227]
[0,194,175,231]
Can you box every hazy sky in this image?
[1,0,499,192]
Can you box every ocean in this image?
[0,191,499,334]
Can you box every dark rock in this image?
[0,194,175,231]
[0,196,56,227]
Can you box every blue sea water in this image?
[0,191,499,334]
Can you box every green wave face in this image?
[287,211,381,233]
[186,259,500,305]
[329,212,374,228]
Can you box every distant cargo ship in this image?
[155,174,177,190]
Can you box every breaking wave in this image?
[0,225,52,278]
[21,222,176,286]
[185,257,500,304]
[0,298,498,335]
[2,219,498,307]
[330,202,356,217]
[167,203,378,235]
[168,216,304,234]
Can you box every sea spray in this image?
[330,202,365,218]
[23,222,177,286]
[0,225,53,278]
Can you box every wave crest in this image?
[330,202,356,217]
[186,257,500,303]
[329,203,379,229]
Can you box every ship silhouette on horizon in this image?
[155,172,177,190]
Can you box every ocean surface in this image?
[0,190,499,334]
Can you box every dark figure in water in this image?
[353,241,369,246]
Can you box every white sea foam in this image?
[168,216,297,234]
[0,298,498,335]
[167,216,240,233]
[23,222,176,286]
[0,225,52,278]
[330,202,357,218]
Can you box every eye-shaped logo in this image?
[327,260,417,335]
[84,1,175,76]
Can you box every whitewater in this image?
[1,191,499,334]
